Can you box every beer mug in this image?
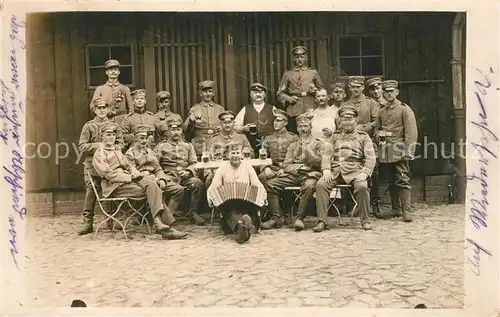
[258,148,268,160]
[213,150,223,161]
[248,123,257,136]
[201,151,210,163]
[242,148,252,160]
[194,111,202,120]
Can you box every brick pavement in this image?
[25,203,464,308]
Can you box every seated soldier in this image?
[92,121,180,237]
[262,113,324,231]
[125,125,187,239]
[316,106,376,231]
[208,143,266,244]
[209,111,253,160]
[154,118,206,225]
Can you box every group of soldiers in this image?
[77,44,418,244]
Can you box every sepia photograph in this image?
[12,8,472,310]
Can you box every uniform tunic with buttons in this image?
[182,101,225,155]
[260,130,298,171]
[120,109,162,147]
[342,95,379,136]
[277,67,324,117]
[153,139,199,181]
[375,100,418,163]
[125,144,168,181]
[209,132,253,159]
[90,81,134,115]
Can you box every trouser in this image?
[112,175,164,218]
[219,200,260,234]
[83,172,100,214]
[263,173,318,220]
[163,176,204,216]
[316,175,371,225]
[379,160,411,211]
[370,161,381,203]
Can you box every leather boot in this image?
[371,200,383,219]
[261,193,283,230]
[383,186,402,219]
[191,213,206,226]
[78,210,94,235]
[161,227,188,240]
[236,214,253,244]
[312,221,327,233]
[399,188,413,222]
[167,199,182,217]
[294,217,305,231]
[153,214,171,232]
[161,204,176,226]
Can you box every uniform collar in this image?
[350,94,366,103]
[106,80,121,87]
[293,66,308,71]
[276,128,288,136]
[134,108,147,114]
[200,100,215,107]
[167,139,180,146]
[387,99,401,109]
[221,132,234,139]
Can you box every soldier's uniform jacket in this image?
[90,81,134,115]
[321,130,376,184]
[154,139,198,181]
[125,144,168,181]
[92,145,140,198]
[78,118,125,177]
[277,67,324,117]
[121,109,162,146]
[182,101,225,155]
[261,130,298,170]
[342,95,379,136]
[209,132,253,159]
[282,135,324,176]
[375,100,418,163]
[155,110,183,126]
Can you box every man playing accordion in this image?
[207,142,267,244]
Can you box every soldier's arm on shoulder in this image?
[276,72,291,104]
[124,86,134,113]
[92,147,112,178]
[78,123,100,154]
[361,133,376,176]
[402,105,418,156]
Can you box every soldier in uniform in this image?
[183,80,225,157]
[365,77,388,108]
[154,91,183,130]
[261,113,324,231]
[234,83,276,154]
[258,109,298,229]
[375,80,418,222]
[365,77,388,217]
[155,118,206,225]
[125,125,187,239]
[316,106,376,232]
[208,143,266,244]
[209,111,253,160]
[90,59,134,127]
[120,89,162,149]
[328,82,347,109]
[77,98,125,235]
[310,88,338,140]
[92,121,181,237]
[277,46,324,134]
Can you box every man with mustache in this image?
[209,111,253,161]
[310,88,338,140]
[328,82,347,109]
[277,46,324,134]
[234,83,276,154]
[316,106,376,232]
[154,91,183,136]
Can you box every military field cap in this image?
[273,108,289,121]
[131,89,146,98]
[296,113,312,124]
[91,97,108,111]
[218,111,236,122]
[338,105,359,118]
[101,121,119,133]
[382,80,399,91]
[166,117,182,129]
[104,59,120,69]
[292,46,307,55]
[330,82,346,91]
[198,80,215,90]
[156,91,171,101]
[228,142,243,151]
[348,76,365,87]
[365,77,383,88]
[249,82,267,92]
[134,125,150,136]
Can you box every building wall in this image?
[26,12,457,192]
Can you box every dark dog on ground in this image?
[70,299,87,307]
[414,304,427,309]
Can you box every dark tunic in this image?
[242,103,275,153]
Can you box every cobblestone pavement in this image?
[25,203,464,309]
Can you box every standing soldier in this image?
[90,59,134,127]
[375,80,418,222]
[155,118,206,225]
[234,83,276,154]
[120,89,162,149]
[261,114,323,231]
[77,98,124,235]
[183,80,225,157]
[210,111,253,161]
[277,46,324,134]
[316,106,376,232]
[154,91,183,127]
[365,77,388,108]
[258,109,298,229]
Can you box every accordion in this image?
[207,181,267,207]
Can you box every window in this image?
[337,35,384,77]
[85,44,135,89]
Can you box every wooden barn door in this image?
[233,13,330,107]
[141,13,237,117]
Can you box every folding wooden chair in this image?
[86,171,151,240]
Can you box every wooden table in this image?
[193,158,273,170]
